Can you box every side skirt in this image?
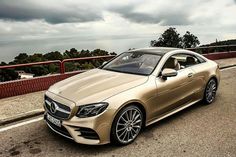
[146,99,201,126]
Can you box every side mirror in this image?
[161,68,177,80]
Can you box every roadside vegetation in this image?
[150,27,200,48]
[0,49,116,82]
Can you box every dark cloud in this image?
[160,13,191,26]
[109,5,191,26]
[0,0,102,24]
[109,6,162,24]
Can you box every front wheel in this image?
[111,105,143,145]
[203,78,217,104]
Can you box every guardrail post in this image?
[60,61,65,74]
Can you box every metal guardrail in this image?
[0,55,115,74]
[1,44,236,72]
[0,55,115,98]
[187,45,236,53]
[188,44,236,49]
[61,55,115,73]
[0,52,236,98]
[0,60,61,69]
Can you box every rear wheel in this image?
[203,78,217,104]
[111,105,143,145]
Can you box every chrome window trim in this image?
[156,50,208,76]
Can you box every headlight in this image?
[76,102,108,118]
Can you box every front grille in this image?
[75,127,99,140]
[45,114,72,138]
[45,95,71,119]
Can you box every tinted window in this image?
[171,53,202,69]
[102,52,162,75]
[196,55,206,63]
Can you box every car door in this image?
[185,54,209,101]
[153,67,195,116]
[147,54,197,120]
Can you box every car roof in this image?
[127,47,181,55]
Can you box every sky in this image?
[0,0,236,62]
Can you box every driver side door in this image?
[149,54,196,120]
[154,67,195,116]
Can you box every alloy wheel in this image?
[205,79,217,103]
[115,107,143,144]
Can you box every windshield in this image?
[102,52,162,75]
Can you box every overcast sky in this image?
[0,0,236,62]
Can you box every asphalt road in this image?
[0,67,235,157]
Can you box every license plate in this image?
[47,113,61,127]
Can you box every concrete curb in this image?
[0,109,44,126]
[219,64,236,69]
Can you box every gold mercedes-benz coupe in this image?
[44,47,220,145]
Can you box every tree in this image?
[64,62,77,72]
[182,31,200,48]
[110,52,117,55]
[81,62,95,70]
[0,48,116,81]
[91,49,109,56]
[151,27,182,48]
[27,53,45,62]
[13,53,29,64]
[43,51,63,73]
[150,27,200,48]
[0,62,19,82]
[63,48,80,58]
[80,49,91,57]
[43,51,63,60]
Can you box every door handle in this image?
[188,73,193,77]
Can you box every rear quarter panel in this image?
[190,59,220,100]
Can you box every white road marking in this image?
[0,117,43,132]
[0,65,235,133]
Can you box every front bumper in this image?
[44,92,115,145]
[44,111,113,145]
[45,114,74,140]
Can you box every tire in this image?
[203,78,217,104]
[111,105,143,145]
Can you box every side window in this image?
[172,53,201,69]
[162,57,181,71]
[196,55,206,63]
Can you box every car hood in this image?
[48,69,148,105]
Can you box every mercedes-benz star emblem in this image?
[50,102,58,114]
